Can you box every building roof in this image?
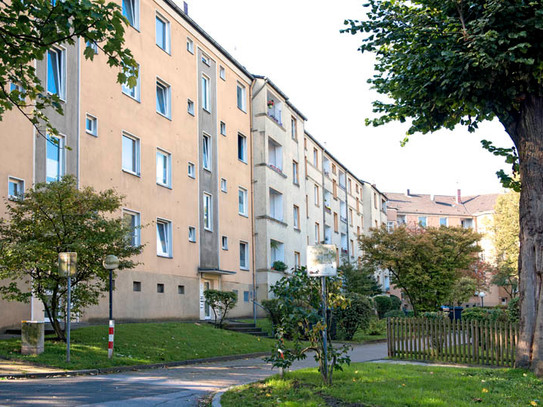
[386,192,499,217]
[252,75,308,120]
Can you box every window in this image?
[292,161,299,184]
[313,148,318,167]
[294,252,301,269]
[85,41,98,55]
[238,187,248,216]
[350,239,355,256]
[314,184,319,206]
[387,221,395,232]
[237,83,246,112]
[219,66,226,80]
[188,162,195,178]
[186,37,194,53]
[324,225,332,244]
[238,133,247,163]
[188,226,196,242]
[269,189,283,221]
[47,48,65,99]
[349,208,353,226]
[291,116,297,140]
[201,75,210,111]
[243,291,250,302]
[123,210,140,247]
[240,242,249,270]
[9,82,24,100]
[187,99,195,115]
[156,219,172,257]
[339,171,346,189]
[268,138,282,170]
[341,233,348,252]
[201,54,210,65]
[340,200,347,222]
[122,0,139,28]
[221,178,227,192]
[314,222,320,244]
[156,149,171,187]
[85,114,97,136]
[220,121,226,136]
[333,179,338,198]
[203,193,213,230]
[122,133,140,175]
[46,134,65,183]
[324,190,331,210]
[133,281,141,292]
[440,217,448,226]
[374,192,378,209]
[270,240,285,266]
[398,215,406,225]
[267,92,282,124]
[348,179,352,194]
[202,134,211,170]
[418,216,427,228]
[293,205,300,229]
[155,13,170,53]
[334,212,339,233]
[222,236,228,250]
[323,157,331,175]
[122,64,140,101]
[178,285,185,294]
[156,80,171,118]
[332,163,337,175]
[8,177,24,200]
[157,283,164,293]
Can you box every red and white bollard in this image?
[108,320,115,359]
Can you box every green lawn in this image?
[0,322,275,371]
[222,363,543,407]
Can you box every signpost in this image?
[103,255,120,359]
[306,244,337,379]
[59,252,77,363]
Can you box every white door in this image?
[200,279,212,320]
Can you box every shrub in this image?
[271,260,288,272]
[384,309,405,318]
[366,318,387,335]
[261,298,282,335]
[508,297,520,323]
[421,311,447,320]
[462,307,509,323]
[203,289,238,328]
[389,295,402,311]
[374,295,392,319]
[335,294,374,340]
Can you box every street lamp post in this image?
[103,255,119,359]
[479,291,486,307]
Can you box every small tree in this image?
[339,262,382,296]
[447,276,479,306]
[334,293,374,340]
[264,268,351,386]
[0,176,142,340]
[203,289,238,328]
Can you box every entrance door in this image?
[200,279,213,320]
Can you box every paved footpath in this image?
[0,342,386,407]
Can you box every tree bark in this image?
[506,94,543,376]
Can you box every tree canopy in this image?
[0,176,143,340]
[0,0,137,136]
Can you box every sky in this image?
[187,0,514,197]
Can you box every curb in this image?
[0,352,270,380]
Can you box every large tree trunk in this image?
[507,94,543,376]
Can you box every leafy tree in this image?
[343,0,543,374]
[0,0,137,137]
[203,289,238,328]
[0,176,142,340]
[491,191,520,298]
[447,276,478,306]
[265,268,351,385]
[359,226,481,315]
[373,295,392,319]
[334,293,374,340]
[339,262,382,296]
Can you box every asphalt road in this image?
[0,342,387,406]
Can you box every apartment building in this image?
[386,190,507,307]
[0,0,255,329]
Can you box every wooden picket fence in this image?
[387,317,518,367]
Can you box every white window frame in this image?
[219,66,226,80]
[440,217,448,227]
[187,99,195,115]
[85,113,97,136]
[240,241,249,270]
[156,78,171,118]
[238,187,248,216]
[202,133,212,171]
[188,226,196,242]
[188,162,195,178]
[314,184,319,206]
[222,236,228,250]
[237,82,246,112]
[122,0,139,29]
[201,54,210,66]
[122,64,140,101]
[269,188,283,221]
[46,133,65,183]
[122,132,140,176]
[293,205,299,229]
[268,138,283,171]
[7,176,24,200]
[123,209,141,247]
[156,218,172,257]
[155,12,170,53]
[46,47,66,100]
[221,178,227,193]
[220,121,226,136]
[238,133,247,163]
[156,148,172,188]
[203,193,213,231]
[201,74,210,112]
[186,37,194,54]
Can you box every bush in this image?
[384,309,405,318]
[462,307,509,323]
[389,295,402,311]
[421,311,447,320]
[335,294,374,340]
[203,289,238,328]
[261,298,282,335]
[374,295,392,319]
[366,318,387,335]
[271,261,288,272]
[508,297,520,323]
